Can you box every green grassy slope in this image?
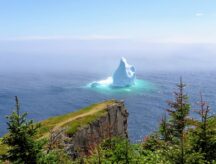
[0,100,116,155]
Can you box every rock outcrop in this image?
[55,100,128,159]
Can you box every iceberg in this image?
[112,57,136,87]
[87,57,154,93]
[89,57,136,88]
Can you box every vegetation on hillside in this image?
[37,100,115,138]
[0,80,216,163]
[79,79,216,164]
[0,100,115,163]
[1,96,42,164]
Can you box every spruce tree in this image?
[191,93,216,162]
[159,114,171,142]
[167,78,190,140]
[166,78,190,164]
[2,96,41,164]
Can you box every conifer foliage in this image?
[166,78,190,141]
[191,93,216,162]
[2,96,41,164]
[160,78,191,164]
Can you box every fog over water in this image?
[1,40,216,141]
[0,40,216,73]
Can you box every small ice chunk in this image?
[90,76,113,87]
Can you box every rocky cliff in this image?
[56,100,129,159]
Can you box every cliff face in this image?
[0,100,128,158]
[61,100,128,159]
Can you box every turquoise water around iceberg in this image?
[86,79,156,95]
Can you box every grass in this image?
[36,100,115,138]
[0,100,116,156]
[65,109,106,136]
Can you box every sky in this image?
[0,0,216,42]
[0,0,216,72]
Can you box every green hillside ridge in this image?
[0,100,116,155]
[37,100,115,138]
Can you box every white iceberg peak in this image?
[112,57,136,87]
[90,57,136,88]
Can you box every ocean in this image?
[0,71,216,141]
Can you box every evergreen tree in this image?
[191,93,216,162]
[159,114,171,142]
[167,78,190,140]
[2,96,41,164]
[166,78,190,164]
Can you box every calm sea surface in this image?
[0,71,216,141]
